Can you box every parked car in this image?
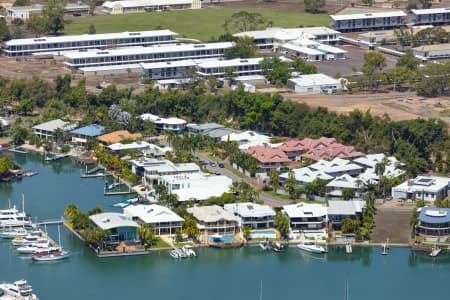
[214,171,221,175]
[218,163,224,168]
[209,162,216,167]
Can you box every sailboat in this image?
[32,226,70,261]
[345,279,349,300]
[430,241,442,257]
[259,280,263,300]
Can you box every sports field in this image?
[64,8,330,41]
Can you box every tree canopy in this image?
[223,11,270,33]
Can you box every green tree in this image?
[0,156,14,176]
[0,18,11,41]
[223,36,256,59]
[64,204,79,219]
[10,124,29,145]
[207,75,219,91]
[88,24,96,34]
[396,51,420,71]
[284,170,297,200]
[224,67,237,85]
[362,51,386,76]
[85,228,109,245]
[342,188,355,200]
[15,98,36,115]
[415,61,450,97]
[419,0,432,8]
[26,15,48,37]
[223,11,269,33]
[291,57,317,74]
[242,225,251,241]
[304,0,325,13]
[260,57,291,86]
[138,226,155,248]
[341,218,360,234]
[43,0,66,35]
[72,211,90,230]
[13,0,30,6]
[274,211,290,238]
[269,170,280,193]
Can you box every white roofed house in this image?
[327,200,366,230]
[279,167,333,187]
[282,203,327,230]
[353,153,404,185]
[326,174,367,197]
[138,159,199,186]
[103,0,201,15]
[392,176,450,202]
[32,119,77,140]
[287,74,344,94]
[89,212,139,244]
[309,158,363,177]
[159,172,232,202]
[140,113,186,133]
[187,205,240,236]
[123,204,184,235]
[221,130,270,148]
[224,202,276,229]
[330,10,407,32]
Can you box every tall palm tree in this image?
[269,170,280,192]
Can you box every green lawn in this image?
[64,9,330,41]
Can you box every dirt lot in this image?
[371,202,414,244]
[312,45,397,77]
[286,91,450,122]
[0,56,71,81]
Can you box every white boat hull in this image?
[297,244,327,254]
[32,251,70,261]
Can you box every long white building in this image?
[278,39,346,61]
[196,57,265,79]
[103,0,201,14]
[330,11,406,32]
[139,59,197,80]
[412,8,450,26]
[63,42,234,70]
[2,30,178,57]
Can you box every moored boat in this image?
[272,242,288,253]
[12,235,48,247]
[181,246,196,257]
[31,226,70,261]
[0,227,28,239]
[430,247,442,257]
[259,241,272,251]
[16,244,57,255]
[297,241,328,254]
[0,279,38,300]
[169,248,186,259]
[0,205,30,227]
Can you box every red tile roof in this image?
[302,144,364,161]
[245,145,291,164]
[278,137,338,152]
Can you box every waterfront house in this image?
[32,119,77,140]
[416,207,450,237]
[392,176,450,202]
[279,167,333,186]
[89,212,139,244]
[107,141,171,157]
[159,172,232,202]
[123,204,183,235]
[244,145,291,174]
[282,203,327,230]
[69,124,105,146]
[97,130,142,145]
[327,200,366,230]
[224,202,276,229]
[140,113,186,133]
[309,158,363,177]
[187,205,240,235]
[136,158,199,186]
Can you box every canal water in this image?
[1,153,450,300]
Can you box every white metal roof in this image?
[316,44,347,54]
[288,74,341,87]
[103,0,193,9]
[64,42,234,59]
[283,203,327,218]
[139,59,197,70]
[197,57,264,69]
[6,4,42,12]
[80,63,141,73]
[393,176,450,193]
[352,153,400,168]
[221,130,270,144]
[224,202,276,218]
[234,27,340,41]
[187,205,240,223]
[124,204,184,224]
[108,141,151,151]
[5,30,178,46]
[327,200,366,216]
[412,7,450,15]
[326,174,361,189]
[281,43,324,55]
[89,212,139,230]
[330,10,406,21]
[309,158,363,174]
[32,119,77,132]
[280,167,333,183]
[140,113,186,125]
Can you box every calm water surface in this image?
[1,153,450,300]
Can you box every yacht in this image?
[16,244,57,255]
[430,247,442,257]
[297,241,328,254]
[181,246,196,257]
[31,226,70,261]
[0,227,28,239]
[169,248,187,259]
[0,280,38,300]
[0,205,30,227]
[12,235,48,247]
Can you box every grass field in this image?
[64,8,330,41]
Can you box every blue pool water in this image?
[207,234,235,243]
[250,229,277,239]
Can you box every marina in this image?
[1,153,450,300]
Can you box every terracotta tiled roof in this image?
[277,137,338,152]
[302,144,364,161]
[97,130,142,144]
[245,145,290,164]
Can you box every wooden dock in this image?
[8,147,28,154]
[104,190,137,196]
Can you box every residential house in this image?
[327,200,366,230]
[159,172,232,202]
[107,141,172,157]
[302,144,364,161]
[279,167,333,186]
[89,212,139,244]
[123,204,183,235]
[416,207,450,237]
[140,113,186,133]
[309,158,363,177]
[187,205,240,235]
[326,174,365,196]
[32,119,77,140]
[392,176,450,202]
[70,124,105,145]
[221,130,270,149]
[354,154,404,185]
[97,130,142,145]
[141,159,200,186]
[282,203,327,230]
[224,202,276,229]
[244,145,291,174]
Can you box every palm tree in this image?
[285,170,297,200]
[269,170,280,192]
[374,161,386,192]
[64,204,79,219]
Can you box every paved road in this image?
[196,152,288,207]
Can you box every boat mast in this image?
[22,194,25,215]
[259,280,263,300]
[58,225,62,250]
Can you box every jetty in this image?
[81,166,108,178]
[34,217,64,226]
[45,153,69,161]
[8,147,28,154]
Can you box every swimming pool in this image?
[207,234,236,243]
[335,235,355,242]
[249,229,277,239]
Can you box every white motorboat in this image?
[297,241,328,254]
[259,241,272,251]
[169,248,187,259]
[181,246,196,257]
[16,244,56,255]
[112,197,139,208]
[430,247,442,257]
[0,204,30,227]
[12,235,48,247]
[0,279,38,300]
[0,227,28,239]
